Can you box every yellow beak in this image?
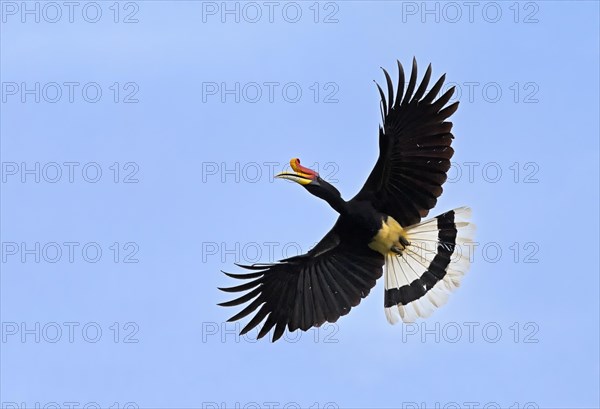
[275,172,314,185]
[275,158,318,185]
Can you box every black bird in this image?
[219,59,475,342]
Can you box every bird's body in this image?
[219,59,475,342]
[336,199,389,244]
[368,214,407,256]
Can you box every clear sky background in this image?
[1,1,599,408]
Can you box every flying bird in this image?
[219,59,475,342]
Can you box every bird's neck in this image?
[307,179,348,215]
[315,187,348,215]
[326,193,348,215]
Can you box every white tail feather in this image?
[384,207,476,324]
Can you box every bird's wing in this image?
[354,58,459,227]
[218,224,384,342]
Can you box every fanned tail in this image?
[384,206,475,324]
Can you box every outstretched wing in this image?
[219,224,384,342]
[354,58,459,227]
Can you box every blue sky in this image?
[1,1,599,408]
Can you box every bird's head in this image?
[275,158,346,213]
[275,158,321,186]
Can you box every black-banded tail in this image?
[384,206,475,324]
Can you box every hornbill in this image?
[219,59,475,342]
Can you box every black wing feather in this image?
[383,67,395,111]
[354,59,459,227]
[393,60,405,110]
[401,58,418,106]
[219,226,384,342]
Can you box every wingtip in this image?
[234,262,260,269]
[217,285,249,293]
[233,262,272,270]
[447,85,457,96]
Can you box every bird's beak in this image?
[275,158,319,185]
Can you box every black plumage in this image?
[219,58,462,342]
